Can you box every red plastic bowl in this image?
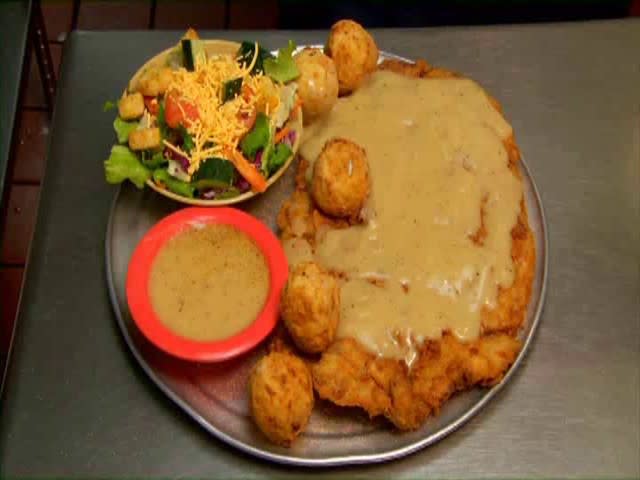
[126,207,288,362]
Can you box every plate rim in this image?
[105,48,550,467]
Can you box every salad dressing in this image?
[300,71,523,366]
[149,223,269,341]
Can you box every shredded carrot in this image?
[274,126,291,144]
[226,148,267,193]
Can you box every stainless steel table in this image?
[1,20,638,478]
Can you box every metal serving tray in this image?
[105,50,548,467]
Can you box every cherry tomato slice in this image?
[164,93,199,129]
[238,108,257,131]
[144,96,159,116]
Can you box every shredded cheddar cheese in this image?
[163,47,282,176]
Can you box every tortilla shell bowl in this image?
[127,39,303,207]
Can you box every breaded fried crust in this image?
[312,333,521,430]
[277,60,536,430]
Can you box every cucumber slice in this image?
[182,39,206,71]
[215,187,241,199]
[236,41,273,75]
[222,78,243,103]
[194,179,232,190]
[192,157,236,190]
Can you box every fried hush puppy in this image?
[249,352,314,447]
[280,261,340,354]
[294,48,339,123]
[325,19,379,95]
[311,138,370,219]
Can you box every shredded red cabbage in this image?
[163,147,189,172]
[235,177,250,192]
[201,189,217,199]
[286,129,297,146]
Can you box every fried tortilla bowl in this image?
[275,58,537,433]
[127,40,302,207]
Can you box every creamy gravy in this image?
[149,223,269,342]
[298,71,522,364]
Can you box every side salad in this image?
[104,29,302,201]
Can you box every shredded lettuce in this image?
[240,113,271,159]
[153,169,195,198]
[104,145,150,189]
[264,40,299,83]
[113,117,138,144]
[273,83,298,129]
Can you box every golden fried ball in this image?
[311,138,370,218]
[280,261,340,354]
[249,352,314,447]
[294,48,339,123]
[325,19,378,95]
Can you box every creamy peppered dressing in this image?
[149,223,269,342]
[293,70,522,364]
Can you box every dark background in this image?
[278,0,633,28]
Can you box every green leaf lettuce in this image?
[268,142,293,174]
[264,40,300,83]
[240,113,271,159]
[141,150,167,169]
[153,169,195,198]
[113,117,138,144]
[104,145,150,189]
